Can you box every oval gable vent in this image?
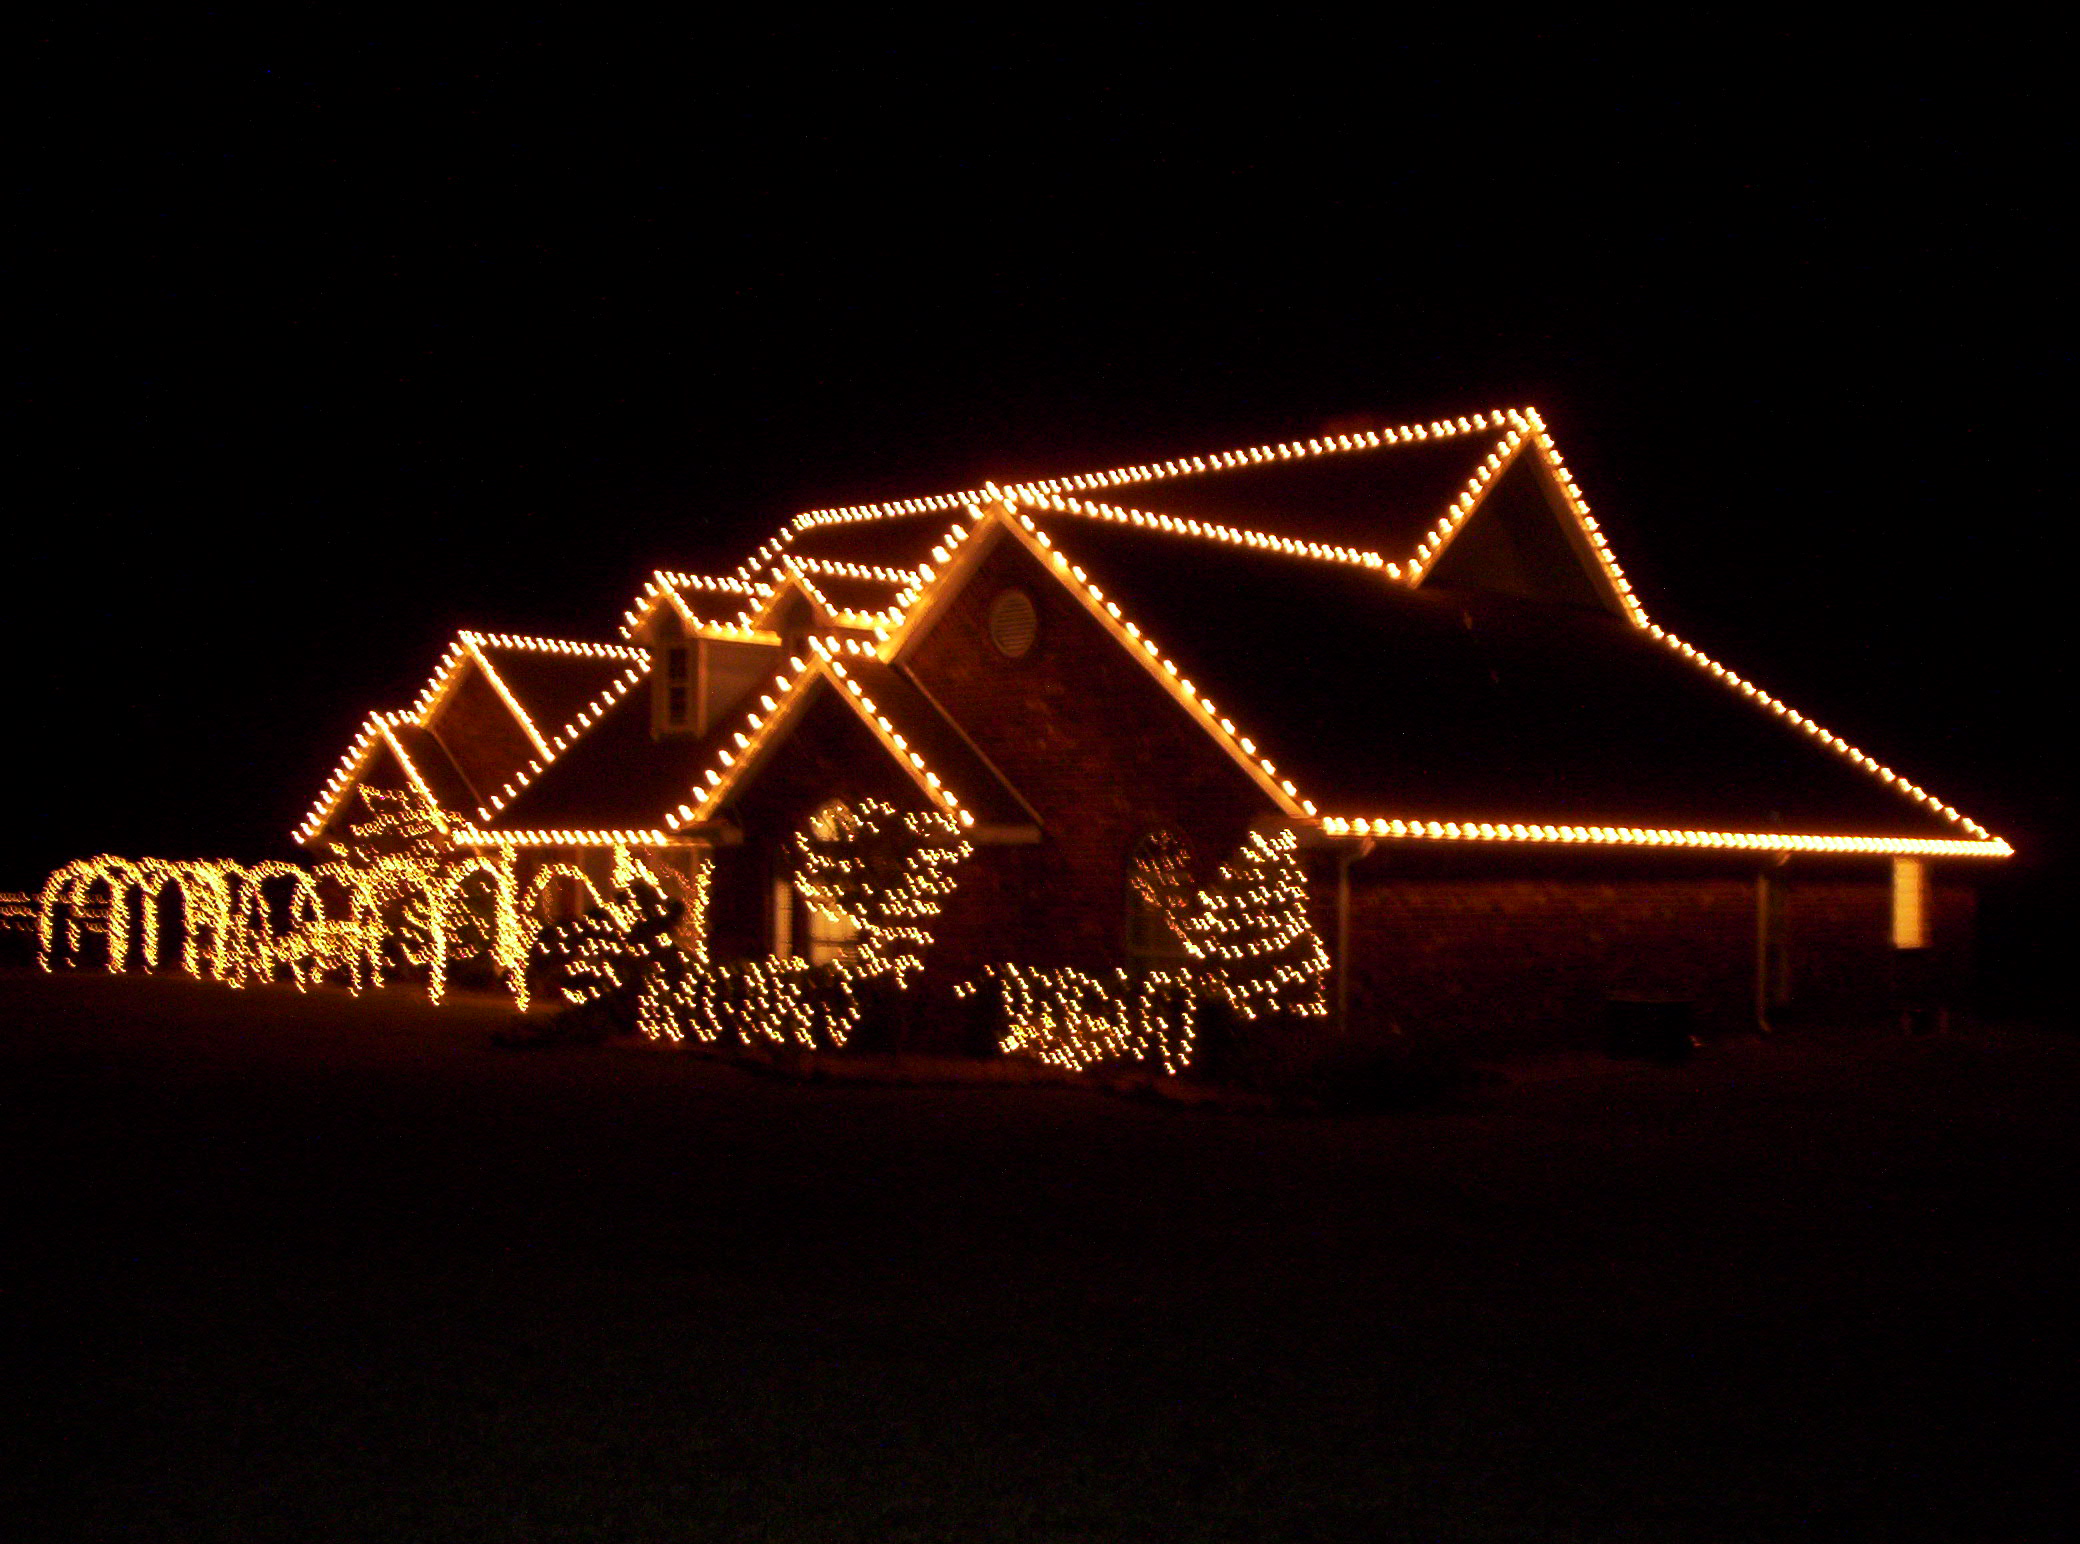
[988,588,1038,659]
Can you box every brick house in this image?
[298,408,2008,1056]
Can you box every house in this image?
[296,408,2009,1060]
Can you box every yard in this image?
[3,968,2073,1541]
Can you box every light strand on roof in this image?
[664,662,812,830]
[780,408,1530,541]
[788,558,925,585]
[1018,493,1388,573]
[619,570,760,636]
[296,713,393,845]
[1317,817,2009,857]
[1641,623,1996,840]
[473,663,648,824]
[455,827,679,848]
[1008,509,1315,819]
[463,637,552,760]
[1526,409,1647,626]
[1404,425,1529,586]
[464,631,647,661]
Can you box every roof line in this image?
[1402,421,1531,585]
[376,720,454,832]
[403,640,473,725]
[781,406,1536,530]
[460,630,646,661]
[1642,623,1999,843]
[990,505,1311,819]
[294,713,392,845]
[1015,492,1390,574]
[1400,416,1647,624]
[869,505,998,663]
[463,637,553,760]
[618,570,760,638]
[1316,816,2010,859]
[661,640,979,833]
[474,660,649,825]
[452,826,681,849]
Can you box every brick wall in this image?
[1338,869,1756,1055]
[904,529,1277,970]
[1776,875,1974,1016]
[1332,856,1977,1056]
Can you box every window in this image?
[652,633,696,738]
[1126,829,1193,972]
[776,801,863,964]
[1891,859,1928,950]
[665,646,692,726]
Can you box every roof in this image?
[299,407,2009,860]
[384,722,477,816]
[295,633,647,843]
[1017,513,1964,841]
[469,635,648,750]
[473,664,738,837]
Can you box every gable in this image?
[422,658,536,804]
[1016,515,1982,846]
[1420,445,1618,613]
[713,683,938,838]
[899,520,1282,852]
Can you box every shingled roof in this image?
[299,407,2009,861]
[1016,514,1961,840]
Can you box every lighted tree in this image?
[322,784,446,868]
[1179,827,1330,1020]
[791,799,972,982]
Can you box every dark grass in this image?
[4,968,2075,1541]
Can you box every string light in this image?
[46,402,1997,1082]
[1315,817,2010,858]
[303,405,2002,886]
[663,636,985,833]
[962,827,1331,1073]
[44,789,718,1014]
[593,800,970,1049]
[296,634,647,844]
[786,408,1526,531]
[1176,828,1330,1021]
[974,966,1200,1076]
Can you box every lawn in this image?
[4,968,2073,1541]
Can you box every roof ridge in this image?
[779,406,1535,532]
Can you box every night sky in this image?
[8,18,2063,966]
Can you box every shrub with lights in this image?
[635,799,973,1050]
[970,827,1330,1077]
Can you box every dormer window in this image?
[647,620,785,742]
[664,645,692,729]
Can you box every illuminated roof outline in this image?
[659,633,1033,838]
[863,497,2005,858]
[295,631,647,844]
[301,406,2010,859]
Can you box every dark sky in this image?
[7,17,2064,902]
